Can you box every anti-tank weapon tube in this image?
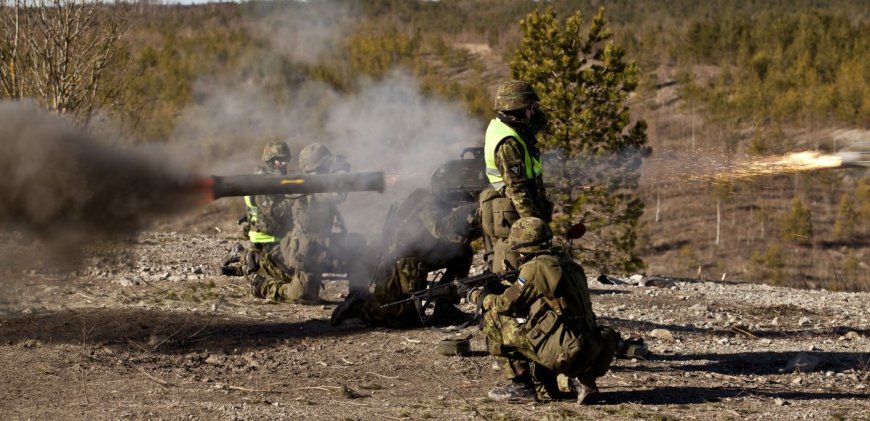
[209,171,385,199]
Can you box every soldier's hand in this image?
[467,287,489,310]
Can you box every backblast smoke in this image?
[0,101,205,249]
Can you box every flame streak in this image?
[699,152,844,183]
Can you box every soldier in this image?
[276,143,366,304]
[330,185,480,327]
[480,80,553,274]
[221,142,297,299]
[469,217,618,404]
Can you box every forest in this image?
[1,0,868,290]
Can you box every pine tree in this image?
[510,7,648,273]
[833,194,858,242]
[781,197,813,246]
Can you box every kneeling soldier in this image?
[470,217,618,404]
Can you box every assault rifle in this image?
[380,270,519,324]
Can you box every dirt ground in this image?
[1,225,869,420]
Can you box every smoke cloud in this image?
[247,1,353,65]
[0,101,201,256]
[172,70,482,236]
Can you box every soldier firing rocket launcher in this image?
[189,171,385,202]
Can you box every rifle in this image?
[380,270,519,324]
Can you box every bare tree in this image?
[0,0,129,125]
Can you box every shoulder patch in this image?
[504,160,525,182]
[517,276,526,286]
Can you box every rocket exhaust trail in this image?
[643,150,869,186]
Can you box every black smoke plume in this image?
[0,101,201,249]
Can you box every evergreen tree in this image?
[510,7,648,273]
[781,197,813,246]
[833,194,858,242]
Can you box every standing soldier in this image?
[221,142,297,299]
[277,143,366,304]
[469,217,618,404]
[481,80,553,273]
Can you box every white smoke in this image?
[246,0,353,65]
[165,1,483,237]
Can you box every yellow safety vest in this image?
[484,118,543,189]
[244,195,278,243]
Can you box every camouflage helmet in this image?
[494,80,539,112]
[262,141,291,162]
[508,217,553,253]
[299,143,333,173]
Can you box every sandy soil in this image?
[0,229,868,420]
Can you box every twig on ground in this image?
[137,366,173,387]
[125,338,150,353]
[425,368,488,420]
[731,325,759,339]
[74,292,96,301]
[149,287,230,352]
[337,401,369,407]
[294,386,342,392]
[227,385,283,393]
[188,288,229,339]
[365,371,400,380]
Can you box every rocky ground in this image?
[0,230,868,420]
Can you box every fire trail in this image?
[701,151,870,183]
[643,150,869,186]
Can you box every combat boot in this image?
[429,299,471,326]
[330,291,366,326]
[223,242,244,264]
[250,275,267,299]
[487,378,537,403]
[221,243,246,276]
[570,376,600,405]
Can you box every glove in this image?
[467,287,490,310]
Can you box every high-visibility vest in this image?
[244,195,278,243]
[484,118,543,189]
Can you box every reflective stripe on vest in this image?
[244,195,278,243]
[484,118,543,189]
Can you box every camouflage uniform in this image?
[481,81,553,274]
[273,143,366,303]
[222,142,297,298]
[476,217,616,403]
[351,188,479,327]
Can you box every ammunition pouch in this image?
[480,189,519,239]
[526,309,583,373]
